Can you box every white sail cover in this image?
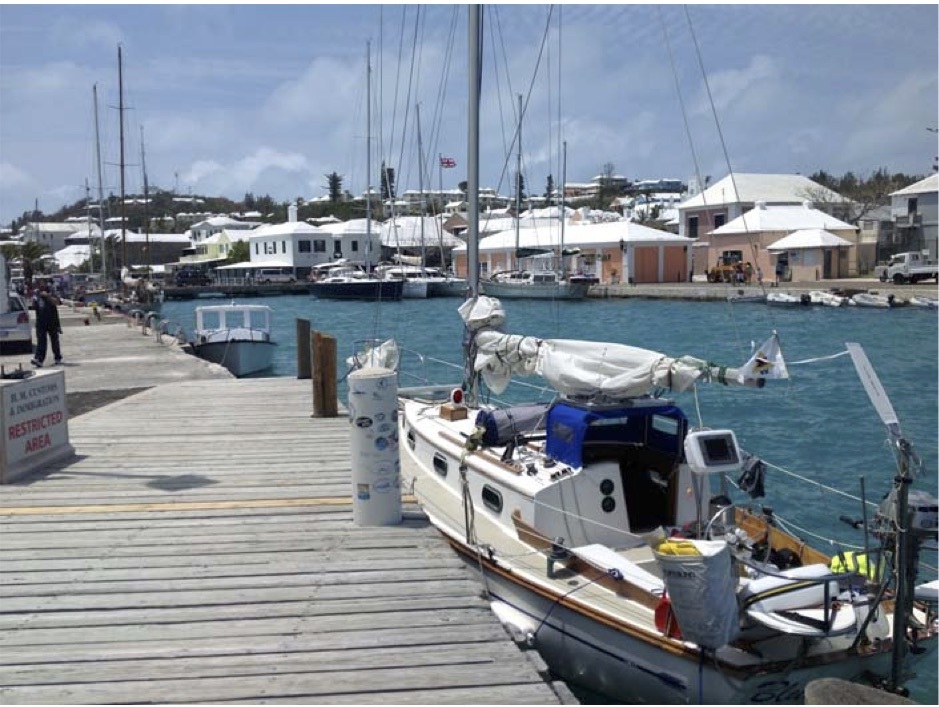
[462,295,776,397]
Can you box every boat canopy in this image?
[546,401,686,468]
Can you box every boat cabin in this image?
[533,400,715,547]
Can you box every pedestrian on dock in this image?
[30,285,63,368]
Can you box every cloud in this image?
[50,18,123,51]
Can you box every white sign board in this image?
[1,369,74,483]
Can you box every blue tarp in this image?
[545,402,686,468]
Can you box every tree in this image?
[514,171,527,205]
[325,172,344,203]
[227,239,250,264]
[380,161,396,201]
[545,175,555,205]
[806,168,921,223]
[458,181,468,194]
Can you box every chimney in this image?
[288,203,298,223]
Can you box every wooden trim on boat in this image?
[511,510,662,610]
[735,508,831,565]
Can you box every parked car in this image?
[175,269,212,287]
[256,268,295,284]
[0,292,33,355]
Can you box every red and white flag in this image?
[439,156,456,168]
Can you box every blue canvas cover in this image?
[545,402,686,468]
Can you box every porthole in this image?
[482,485,503,514]
[407,428,416,450]
[432,453,448,477]
[600,478,615,496]
[601,496,616,514]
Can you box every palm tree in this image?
[1,241,49,288]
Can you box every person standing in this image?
[30,285,63,368]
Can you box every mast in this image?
[140,126,151,276]
[514,93,522,264]
[93,84,107,281]
[416,103,427,274]
[466,6,480,298]
[463,4,482,404]
[365,41,372,272]
[560,140,567,278]
[118,45,126,279]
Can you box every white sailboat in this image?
[397,7,937,704]
[481,97,588,301]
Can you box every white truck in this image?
[876,251,939,284]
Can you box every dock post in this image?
[296,318,311,379]
[348,366,401,526]
[311,331,338,417]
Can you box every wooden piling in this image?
[311,331,338,418]
[296,318,311,379]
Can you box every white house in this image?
[890,173,938,258]
[190,216,259,245]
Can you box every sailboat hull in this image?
[397,397,932,705]
[481,279,589,300]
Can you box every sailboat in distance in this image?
[481,96,588,300]
[397,6,937,704]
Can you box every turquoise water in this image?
[160,294,938,703]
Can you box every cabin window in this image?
[351,240,359,252]
[314,240,327,253]
[651,415,679,436]
[433,452,448,477]
[299,240,311,253]
[714,213,726,229]
[688,216,699,239]
[482,485,503,514]
[254,243,259,255]
[282,240,287,253]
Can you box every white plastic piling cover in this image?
[348,366,401,526]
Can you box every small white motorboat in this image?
[766,291,809,305]
[908,295,938,309]
[808,290,847,307]
[849,292,895,308]
[191,303,277,377]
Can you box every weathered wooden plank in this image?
[0,370,566,704]
[0,642,536,685]
[0,661,554,705]
[0,622,513,665]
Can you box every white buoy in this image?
[348,366,401,526]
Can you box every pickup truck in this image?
[875,251,939,284]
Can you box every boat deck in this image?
[0,370,574,703]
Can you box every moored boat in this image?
[191,302,276,377]
[394,8,938,703]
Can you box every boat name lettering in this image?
[748,680,805,703]
[7,411,64,440]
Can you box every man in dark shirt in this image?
[30,285,63,368]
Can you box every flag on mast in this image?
[439,156,456,168]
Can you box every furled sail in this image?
[461,296,776,397]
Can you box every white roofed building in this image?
[889,173,937,258]
[678,173,850,242]
[453,219,694,284]
[703,201,858,282]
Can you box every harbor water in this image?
[158,293,938,703]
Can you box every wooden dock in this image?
[0,375,575,704]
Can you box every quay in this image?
[0,307,575,704]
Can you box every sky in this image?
[1,3,937,227]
